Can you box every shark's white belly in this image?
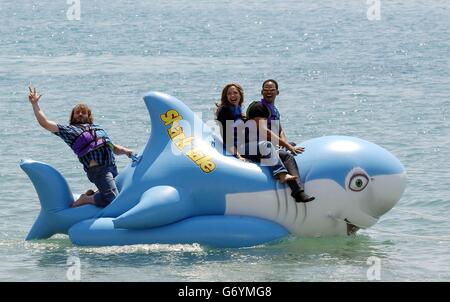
[224,182,349,237]
[225,173,405,237]
[225,183,308,235]
[226,177,353,235]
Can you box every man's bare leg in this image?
[71,194,95,208]
[278,173,298,183]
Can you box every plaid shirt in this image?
[54,124,116,172]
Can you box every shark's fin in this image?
[112,186,192,229]
[21,159,102,240]
[26,212,57,240]
[138,92,217,164]
[21,159,73,240]
[20,159,73,212]
[111,92,219,212]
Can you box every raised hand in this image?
[28,86,42,104]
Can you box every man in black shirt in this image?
[245,79,315,203]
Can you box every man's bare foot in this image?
[71,194,95,208]
[85,189,95,196]
[278,173,298,184]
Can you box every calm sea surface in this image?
[0,0,449,281]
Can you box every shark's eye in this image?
[349,174,369,191]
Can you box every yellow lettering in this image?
[160,110,182,126]
[161,108,216,173]
[168,122,183,140]
[199,160,216,173]
[174,135,194,150]
[194,154,211,165]
[186,148,206,162]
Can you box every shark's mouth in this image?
[345,219,360,235]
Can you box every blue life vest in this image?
[231,105,242,120]
[260,99,280,129]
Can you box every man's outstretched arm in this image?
[113,144,133,158]
[254,117,304,155]
[28,86,58,133]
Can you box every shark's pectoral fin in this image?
[112,186,191,229]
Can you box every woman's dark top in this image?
[216,105,244,155]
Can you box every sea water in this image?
[0,0,449,281]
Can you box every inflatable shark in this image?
[21,91,406,248]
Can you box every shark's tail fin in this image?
[20,159,74,240]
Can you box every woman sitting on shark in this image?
[215,83,313,203]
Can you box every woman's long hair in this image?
[215,83,245,118]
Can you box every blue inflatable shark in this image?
[21,92,406,248]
